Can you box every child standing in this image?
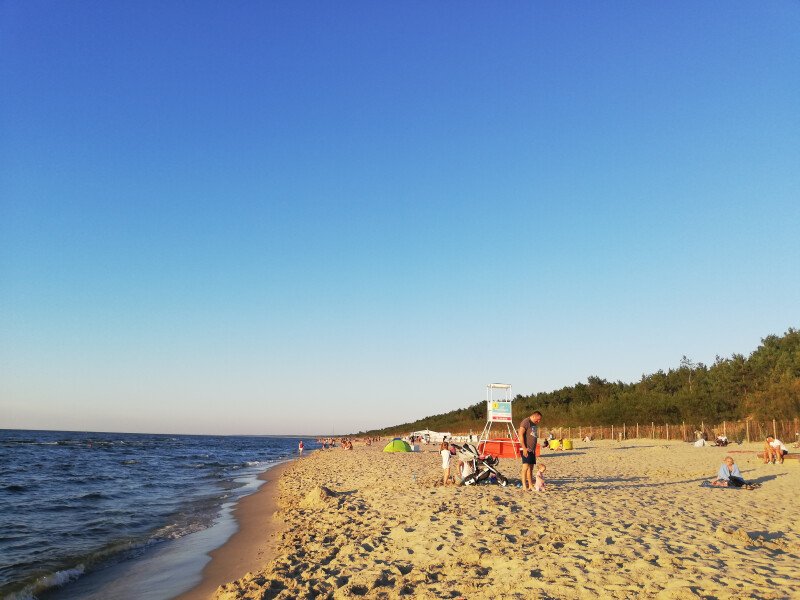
[440,441,452,485]
[534,464,546,492]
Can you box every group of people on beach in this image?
[702,435,790,489]
[302,416,792,494]
[312,437,359,451]
[440,440,473,485]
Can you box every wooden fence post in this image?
[746,420,750,443]
[651,422,655,439]
[636,423,639,438]
[723,421,727,437]
[773,419,777,439]
[623,423,626,440]
[611,424,615,440]
[682,422,686,442]
[579,426,582,439]
[666,423,669,440]
[568,427,571,440]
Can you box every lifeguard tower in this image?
[477,383,523,459]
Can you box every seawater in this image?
[0,430,314,600]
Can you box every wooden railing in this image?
[455,418,800,444]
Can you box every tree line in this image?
[363,328,800,437]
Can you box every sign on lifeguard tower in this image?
[488,400,513,422]
[477,383,523,458]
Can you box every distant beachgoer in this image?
[711,456,755,489]
[440,441,452,485]
[583,435,593,443]
[764,436,788,464]
[518,411,542,491]
[298,440,304,455]
[534,464,546,492]
[713,435,729,447]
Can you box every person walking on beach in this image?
[298,440,304,455]
[518,411,542,491]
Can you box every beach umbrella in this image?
[383,439,412,452]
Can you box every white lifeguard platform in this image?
[477,383,523,459]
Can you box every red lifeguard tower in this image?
[477,383,523,459]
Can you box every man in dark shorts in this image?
[518,411,542,491]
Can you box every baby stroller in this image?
[455,443,509,487]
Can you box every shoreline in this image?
[173,459,294,600]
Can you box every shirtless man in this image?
[518,411,542,491]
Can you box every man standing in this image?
[518,411,542,491]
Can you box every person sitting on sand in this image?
[440,441,452,485]
[534,464,546,492]
[764,436,788,464]
[459,458,475,483]
[712,456,756,489]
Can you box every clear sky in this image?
[1,2,799,435]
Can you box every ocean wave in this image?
[0,430,299,598]
[3,484,28,493]
[80,492,113,501]
[3,565,85,600]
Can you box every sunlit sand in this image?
[212,439,799,599]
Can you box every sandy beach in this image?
[207,440,799,600]
[175,461,293,600]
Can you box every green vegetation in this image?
[364,328,800,436]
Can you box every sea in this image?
[0,429,316,600]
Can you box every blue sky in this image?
[1,2,799,435]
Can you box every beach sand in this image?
[175,461,292,600]
[208,440,799,599]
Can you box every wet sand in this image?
[174,461,292,600]
[207,440,799,599]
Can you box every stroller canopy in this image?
[383,439,412,452]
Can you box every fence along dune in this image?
[448,418,799,445]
